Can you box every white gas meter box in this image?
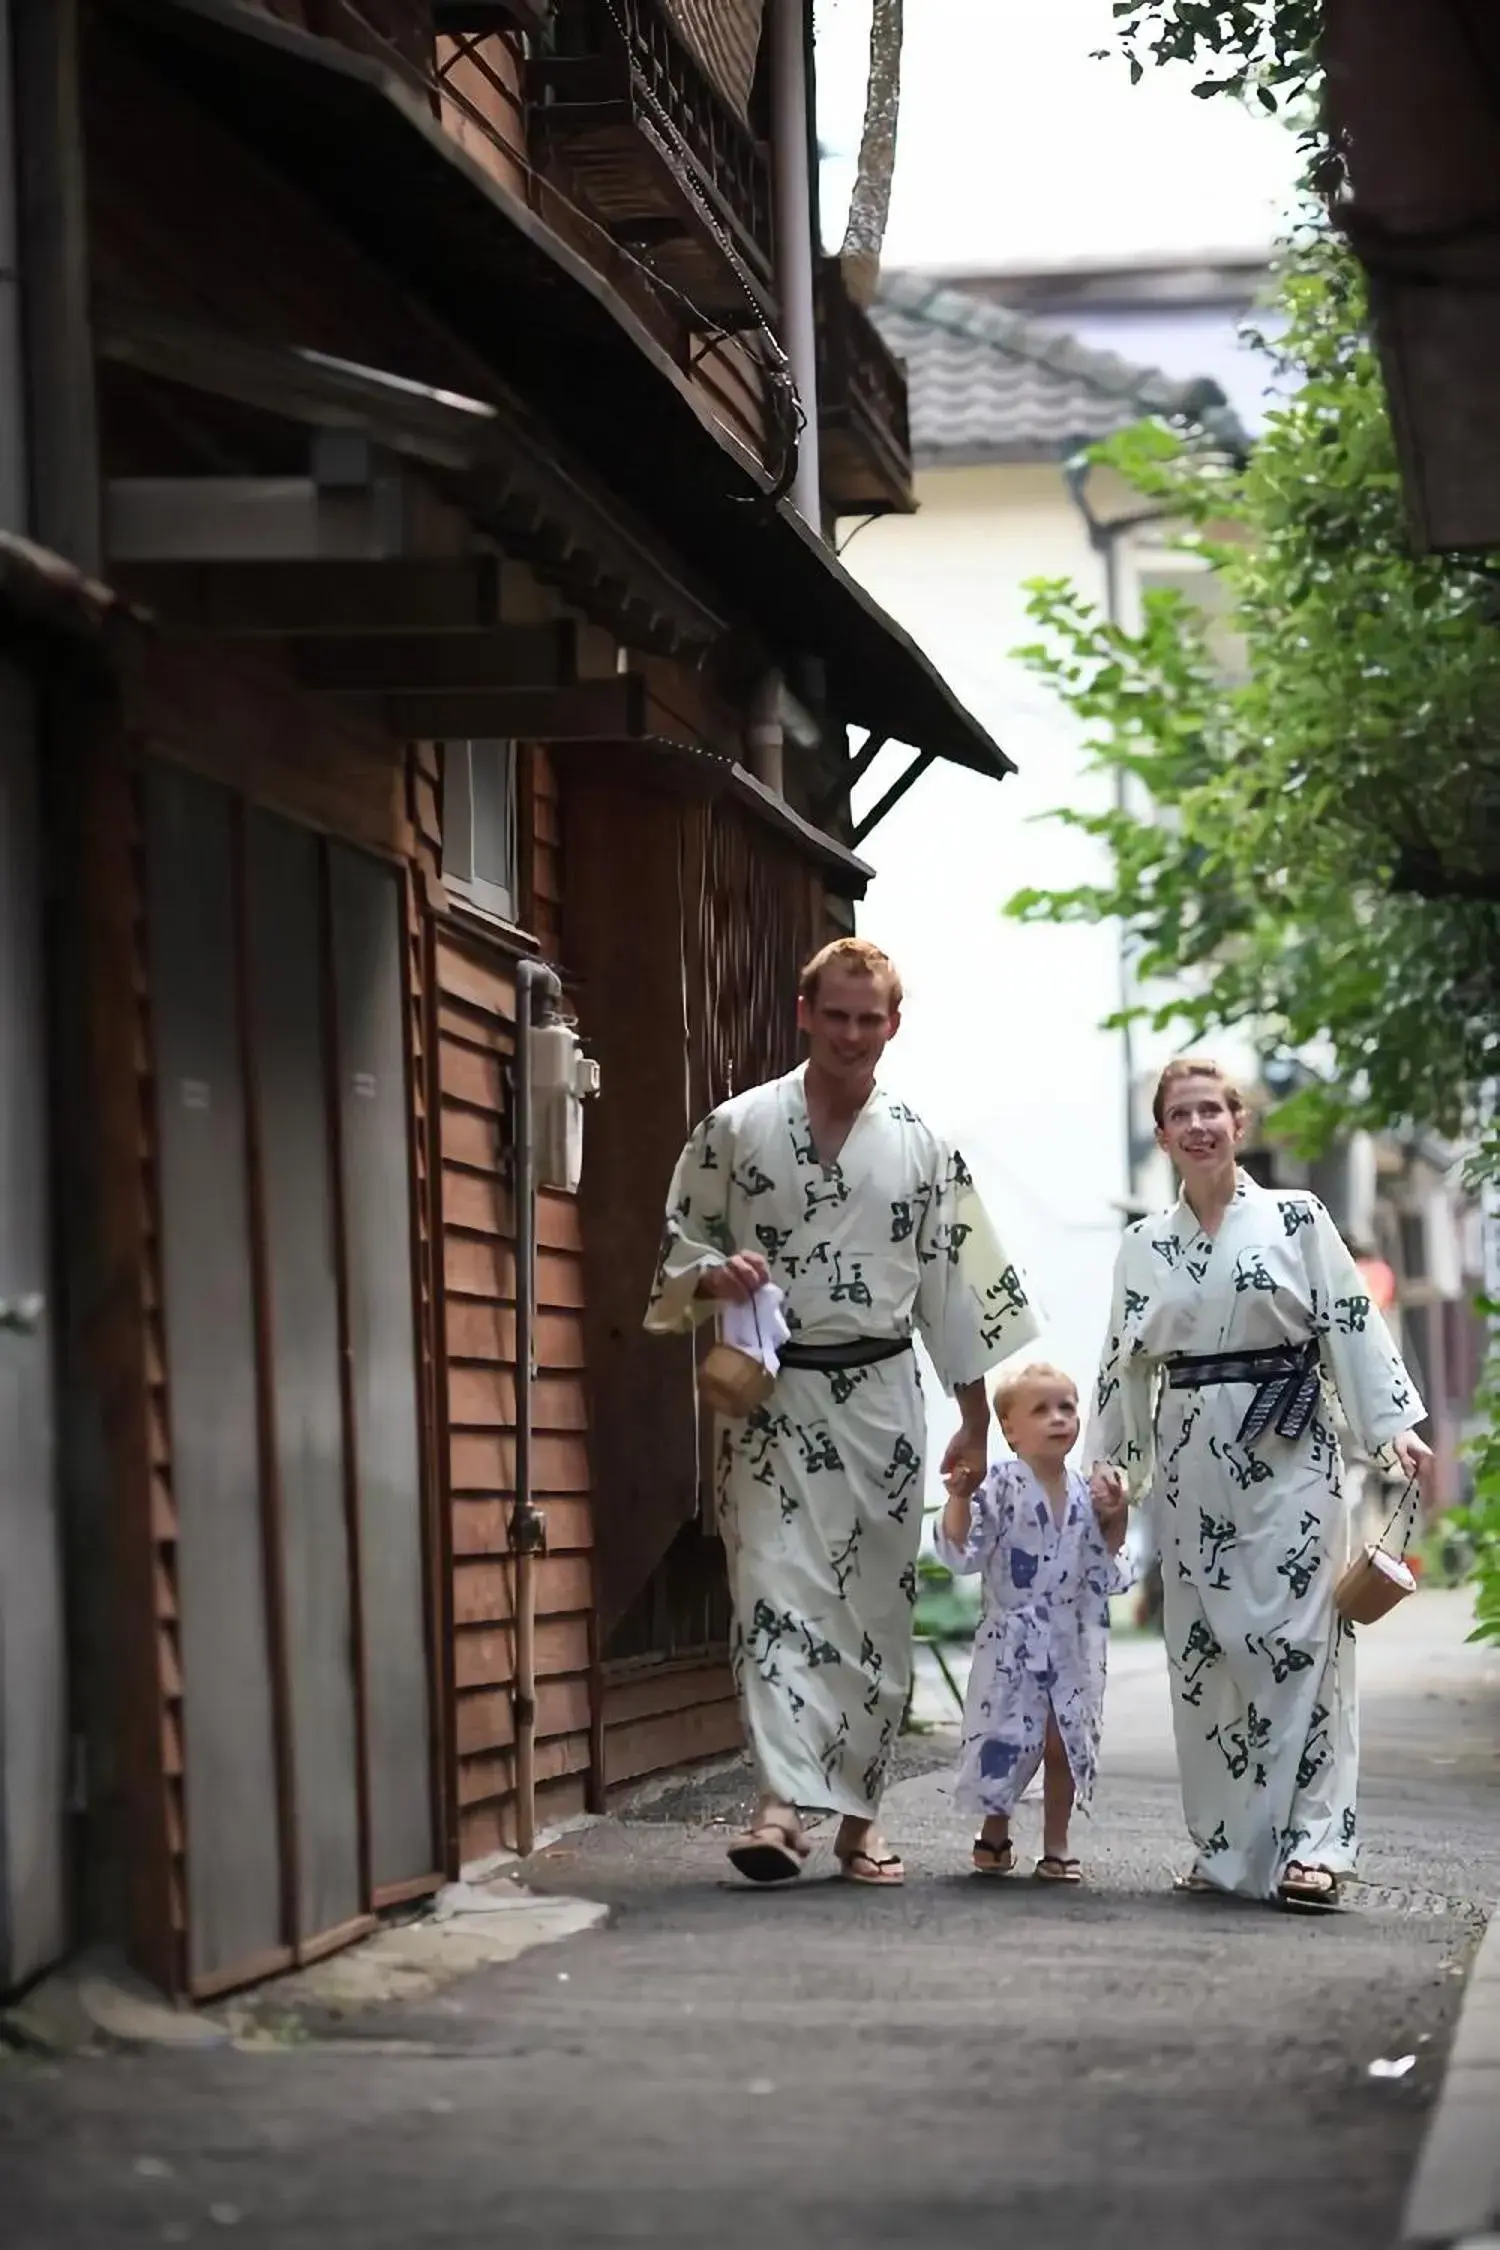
[529,1020,600,1193]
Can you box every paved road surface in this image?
[2,1592,1497,2249]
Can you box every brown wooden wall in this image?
[76,637,437,1995]
[601,1653,741,1795]
[425,742,597,1865]
[102,10,773,476]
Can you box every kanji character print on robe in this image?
[1087,1172,1425,1900]
[935,1462,1132,1820]
[646,1063,1040,1820]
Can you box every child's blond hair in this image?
[993,1361,1078,1430]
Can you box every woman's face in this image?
[1156,1075,1244,1179]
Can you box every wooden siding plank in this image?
[457,1772,590,1866]
[439,1105,506,1177]
[457,1729,591,1807]
[452,1552,594,1625]
[439,1170,582,1249]
[452,1614,589,1690]
[449,1430,591,1496]
[438,1042,507,1116]
[436,941,517,1021]
[602,1659,738,1729]
[454,1673,592,1758]
[443,1235,585,1308]
[444,1300,585,1368]
[605,1702,744,1789]
[451,1495,593,1556]
[446,1366,588,1432]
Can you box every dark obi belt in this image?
[1165,1337,1323,1447]
[777,1336,913,1374]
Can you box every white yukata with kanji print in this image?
[645,1064,1040,1820]
[935,1462,1133,1819]
[1088,1172,1424,1899]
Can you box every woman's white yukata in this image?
[646,1064,1039,1820]
[1088,1172,1424,1899]
[936,1462,1132,1818]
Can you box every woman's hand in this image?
[1392,1428,1435,1491]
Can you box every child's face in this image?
[1000,1379,1080,1465]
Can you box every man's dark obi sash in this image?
[1165,1337,1323,1447]
[777,1336,913,1373]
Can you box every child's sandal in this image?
[971,1836,1015,1877]
[1034,1854,1083,1884]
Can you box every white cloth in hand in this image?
[721,1282,790,1375]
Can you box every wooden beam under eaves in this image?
[113,558,507,635]
[851,749,935,845]
[353,676,696,745]
[292,623,586,693]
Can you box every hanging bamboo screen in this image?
[682,798,820,1118]
[659,0,765,119]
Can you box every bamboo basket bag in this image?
[1333,1476,1420,1626]
[698,1293,777,1419]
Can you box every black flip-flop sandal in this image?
[835,1848,905,1887]
[1034,1854,1083,1884]
[971,1836,1016,1877]
[727,1824,808,1885]
[1277,1862,1342,1913]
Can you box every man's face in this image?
[797,965,900,1083]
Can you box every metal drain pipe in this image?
[511,955,562,1858]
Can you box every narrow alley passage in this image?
[3,1592,1496,2250]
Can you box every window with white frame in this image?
[443,739,519,923]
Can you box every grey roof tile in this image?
[872,271,1247,466]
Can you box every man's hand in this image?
[695,1252,771,1305]
[1089,1462,1128,1509]
[1093,1489,1129,1554]
[940,1423,988,1507]
[1392,1428,1435,1491]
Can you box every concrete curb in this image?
[0,1878,609,2057]
[1404,1907,1500,2246]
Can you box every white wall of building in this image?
[844,462,1261,1492]
[844,464,1130,1467]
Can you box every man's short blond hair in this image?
[798,936,903,1008]
[993,1362,1078,1427]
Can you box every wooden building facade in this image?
[0,0,1013,2002]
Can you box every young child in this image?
[935,1363,1131,1883]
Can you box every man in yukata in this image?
[645,938,1039,1887]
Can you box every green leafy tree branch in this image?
[1010,227,1500,1641]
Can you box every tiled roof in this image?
[872,271,1247,467]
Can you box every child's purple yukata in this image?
[934,1460,1134,1818]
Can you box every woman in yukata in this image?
[1088,1058,1433,1911]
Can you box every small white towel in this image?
[721,1281,790,1376]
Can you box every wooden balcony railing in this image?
[529,0,777,328]
[817,256,914,517]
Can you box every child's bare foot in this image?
[834,1815,904,1886]
[972,1816,1014,1875]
